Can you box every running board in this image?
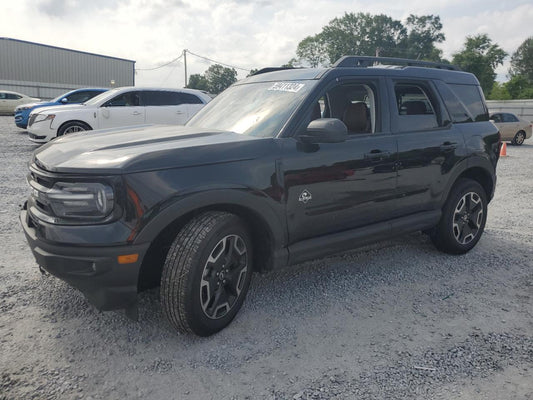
[287,210,441,265]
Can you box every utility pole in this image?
[183,49,188,87]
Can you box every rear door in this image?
[500,113,521,140]
[143,90,190,125]
[97,90,145,129]
[391,79,462,216]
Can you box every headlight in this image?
[39,182,114,219]
[16,106,31,111]
[33,114,55,123]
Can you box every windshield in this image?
[83,88,122,106]
[186,80,317,137]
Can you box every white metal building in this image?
[0,37,135,99]
[486,99,533,122]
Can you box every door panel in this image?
[394,127,463,216]
[145,105,189,125]
[283,135,397,244]
[97,106,145,129]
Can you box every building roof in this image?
[0,37,135,64]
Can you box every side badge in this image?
[298,189,312,204]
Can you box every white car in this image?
[27,87,211,143]
[0,90,40,115]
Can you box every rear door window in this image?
[394,83,441,131]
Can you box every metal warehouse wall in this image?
[487,100,533,122]
[0,38,135,99]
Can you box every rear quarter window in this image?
[448,84,488,122]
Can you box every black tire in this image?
[511,130,526,146]
[160,211,253,336]
[57,121,91,136]
[430,178,488,255]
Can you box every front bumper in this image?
[21,209,150,311]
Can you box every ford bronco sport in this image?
[21,56,500,336]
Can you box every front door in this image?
[97,90,145,129]
[283,79,398,244]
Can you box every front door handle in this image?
[176,111,184,115]
[440,142,457,152]
[132,111,141,116]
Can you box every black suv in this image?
[21,56,500,336]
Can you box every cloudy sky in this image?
[2,0,532,87]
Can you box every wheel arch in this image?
[442,160,495,208]
[135,190,288,291]
[57,119,93,134]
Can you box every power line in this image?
[136,54,184,71]
[185,50,251,72]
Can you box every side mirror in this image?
[60,97,68,104]
[300,118,348,144]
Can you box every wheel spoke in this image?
[200,233,248,320]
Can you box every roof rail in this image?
[251,66,297,76]
[333,56,461,71]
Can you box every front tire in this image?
[57,121,91,136]
[160,211,253,336]
[512,130,526,146]
[431,178,487,254]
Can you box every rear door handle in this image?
[176,111,184,115]
[440,142,457,152]
[132,111,141,116]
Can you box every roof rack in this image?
[251,66,297,76]
[333,56,461,71]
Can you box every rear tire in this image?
[57,121,91,136]
[511,130,526,146]
[430,178,487,254]
[160,211,253,336]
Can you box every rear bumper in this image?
[21,209,150,311]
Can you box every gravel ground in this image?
[0,116,532,400]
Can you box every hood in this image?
[30,103,89,115]
[33,124,274,174]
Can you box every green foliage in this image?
[505,75,533,99]
[187,64,237,94]
[293,12,446,67]
[510,37,533,82]
[452,34,507,96]
[186,74,209,92]
[296,35,328,67]
[487,82,511,100]
[321,13,406,63]
[400,15,445,61]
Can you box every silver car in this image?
[490,112,532,145]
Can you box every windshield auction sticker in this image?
[268,82,305,93]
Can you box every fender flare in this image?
[133,189,287,250]
[439,156,496,207]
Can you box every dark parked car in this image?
[21,56,500,336]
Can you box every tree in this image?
[293,12,446,67]
[296,34,328,67]
[321,12,406,63]
[187,74,209,92]
[505,75,533,99]
[186,64,237,94]
[401,15,445,61]
[510,37,533,82]
[452,34,507,96]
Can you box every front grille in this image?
[28,163,56,218]
[28,114,37,127]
